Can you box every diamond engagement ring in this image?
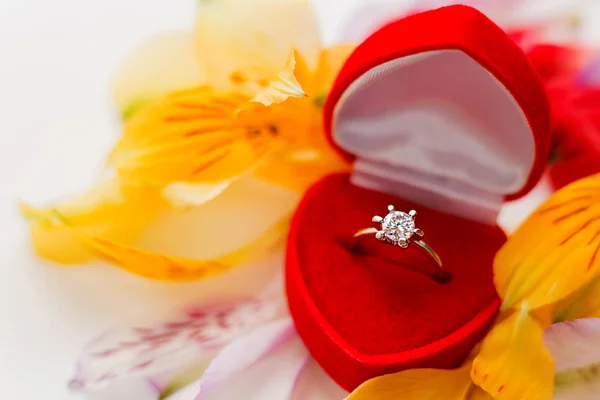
[353,205,448,282]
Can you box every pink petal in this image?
[291,359,348,400]
[196,318,310,400]
[71,298,282,395]
[545,318,600,373]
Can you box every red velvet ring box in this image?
[285,5,550,392]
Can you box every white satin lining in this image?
[332,50,535,223]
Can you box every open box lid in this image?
[323,5,550,223]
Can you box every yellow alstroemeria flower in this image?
[22,0,353,281]
[347,173,600,400]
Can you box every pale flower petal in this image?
[197,318,294,397]
[251,52,306,107]
[196,0,321,91]
[196,319,309,400]
[79,377,162,400]
[545,318,600,373]
[113,32,205,119]
[70,299,281,394]
[162,181,233,208]
[546,319,600,398]
[291,359,348,400]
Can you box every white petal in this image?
[291,359,348,400]
[196,0,321,90]
[113,32,205,118]
[80,377,161,400]
[545,318,600,373]
[196,321,310,400]
[547,319,600,400]
[71,298,280,394]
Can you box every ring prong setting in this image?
[359,206,445,280]
[371,205,421,249]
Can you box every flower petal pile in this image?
[22,0,352,281]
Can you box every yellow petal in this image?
[555,275,600,321]
[494,173,600,310]
[66,210,291,282]
[471,308,554,400]
[255,145,349,193]
[466,385,494,400]
[21,179,163,264]
[113,32,205,119]
[346,364,473,400]
[109,88,277,199]
[250,51,306,107]
[196,0,321,91]
[309,44,355,100]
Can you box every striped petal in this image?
[63,209,290,282]
[109,88,268,192]
[109,82,331,205]
[21,178,163,264]
[494,173,600,311]
[113,32,206,120]
[70,298,281,396]
[471,309,554,400]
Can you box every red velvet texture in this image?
[323,5,550,201]
[287,174,503,390]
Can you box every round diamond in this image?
[381,211,415,243]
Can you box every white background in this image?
[0,0,596,399]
